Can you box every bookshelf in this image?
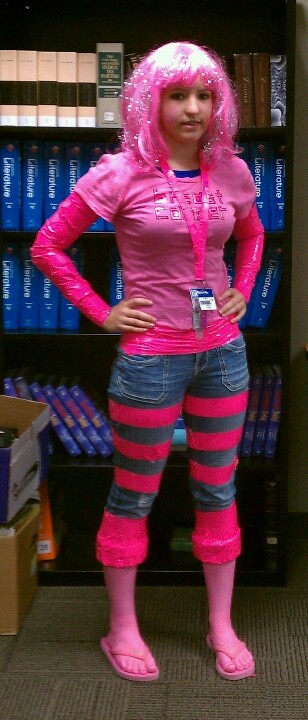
[0,0,296,586]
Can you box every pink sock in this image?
[192,503,241,564]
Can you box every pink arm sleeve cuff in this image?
[232,204,265,303]
[30,192,112,327]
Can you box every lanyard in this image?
[160,155,209,282]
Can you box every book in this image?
[29,381,81,456]
[0,139,21,229]
[69,384,114,452]
[96,42,124,128]
[59,245,83,331]
[248,244,283,329]
[55,384,110,457]
[239,367,263,457]
[77,52,96,128]
[251,365,276,457]
[249,140,272,230]
[43,141,65,220]
[43,383,97,456]
[13,374,33,400]
[270,54,286,127]
[83,142,106,231]
[3,377,18,397]
[38,273,60,330]
[270,141,285,230]
[109,247,124,305]
[21,140,44,230]
[37,51,57,127]
[37,479,64,561]
[2,241,20,329]
[252,52,271,127]
[125,52,144,76]
[264,365,282,459]
[232,53,255,128]
[19,242,40,329]
[17,50,38,126]
[170,526,193,552]
[64,141,85,197]
[56,51,77,127]
[0,49,18,126]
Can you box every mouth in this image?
[182,121,201,128]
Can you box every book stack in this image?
[0,50,96,127]
[0,138,119,231]
[1,46,287,130]
[240,364,282,459]
[225,241,283,331]
[236,138,286,231]
[231,52,286,127]
[3,374,114,458]
[2,240,83,331]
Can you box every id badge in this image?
[190,288,217,335]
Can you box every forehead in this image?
[164,78,211,92]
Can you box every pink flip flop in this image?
[100,637,160,682]
[206,634,255,680]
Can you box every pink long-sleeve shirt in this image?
[31,150,264,355]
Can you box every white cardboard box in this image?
[0,395,49,522]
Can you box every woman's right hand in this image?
[101,297,156,333]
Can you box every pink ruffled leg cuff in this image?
[192,503,241,564]
[96,510,149,567]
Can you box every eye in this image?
[169,91,185,101]
[199,90,212,101]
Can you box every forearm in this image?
[232,204,265,302]
[30,192,111,326]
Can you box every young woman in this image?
[31,41,264,682]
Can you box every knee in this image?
[106,483,158,519]
[189,477,236,512]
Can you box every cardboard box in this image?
[0,395,49,522]
[0,502,40,634]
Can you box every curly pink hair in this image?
[120,41,239,169]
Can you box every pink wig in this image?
[121,41,239,169]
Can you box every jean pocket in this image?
[110,352,168,404]
[218,335,249,392]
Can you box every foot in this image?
[101,629,159,681]
[206,626,255,680]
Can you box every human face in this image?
[159,80,213,150]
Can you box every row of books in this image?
[3,372,185,457]
[225,242,283,330]
[0,135,285,233]
[2,241,83,331]
[2,233,282,333]
[239,364,282,459]
[231,53,286,129]
[240,139,285,231]
[0,138,117,231]
[2,242,126,331]
[0,48,286,130]
[0,47,122,129]
[3,375,114,458]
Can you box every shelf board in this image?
[38,534,285,587]
[0,125,285,141]
[46,452,279,472]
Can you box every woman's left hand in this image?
[218,288,247,323]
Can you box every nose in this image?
[185,92,199,114]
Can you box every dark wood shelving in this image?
[1,0,296,587]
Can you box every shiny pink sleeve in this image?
[30,192,112,327]
[232,203,265,303]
